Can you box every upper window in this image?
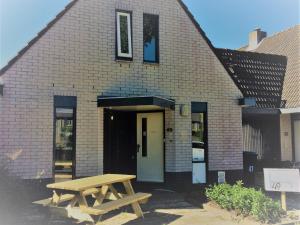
[143,14,159,63]
[116,11,133,60]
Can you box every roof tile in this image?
[216,48,287,108]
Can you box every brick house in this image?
[0,0,245,186]
[216,48,287,168]
[239,26,300,165]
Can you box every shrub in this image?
[205,183,234,210]
[251,193,283,223]
[205,181,285,223]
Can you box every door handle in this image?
[137,144,140,153]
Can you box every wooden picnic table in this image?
[47,174,136,191]
[34,174,151,224]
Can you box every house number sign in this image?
[264,168,300,211]
[264,168,300,193]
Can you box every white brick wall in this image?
[0,0,243,179]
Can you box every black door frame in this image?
[103,109,166,182]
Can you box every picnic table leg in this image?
[64,194,95,224]
[93,185,109,207]
[78,192,89,209]
[52,191,61,206]
[122,181,144,218]
[108,184,121,199]
[68,196,78,207]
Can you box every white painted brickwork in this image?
[0,0,243,179]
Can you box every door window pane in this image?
[143,14,159,62]
[142,118,148,157]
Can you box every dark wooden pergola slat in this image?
[216,48,287,108]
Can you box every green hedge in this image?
[205,181,284,223]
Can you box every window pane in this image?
[56,118,74,152]
[120,15,129,54]
[116,11,132,59]
[144,14,159,62]
[144,37,156,62]
[56,108,73,118]
[192,113,205,144]
[55,108,75,180]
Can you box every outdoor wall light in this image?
[180,104,189,117]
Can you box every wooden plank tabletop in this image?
[47,174,136,191]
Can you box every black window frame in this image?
[143,13,159,63]
[191,102,208,183]
[53,96,77,180]
[115,10,133,61]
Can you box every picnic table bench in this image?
[33,174,151,224]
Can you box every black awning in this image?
[97,96,175,110]
[242,107,280,116]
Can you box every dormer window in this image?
[116,10,133,60]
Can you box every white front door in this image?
[294,120,300,162]
[137,112,164,182]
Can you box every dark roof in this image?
[1,0,238,93]
[0,0,79,75]
[216,48,287,108]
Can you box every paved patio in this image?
[1,190,256,225]
[82,189,262,225]
[1,180,299,225]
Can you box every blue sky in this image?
[0,0,299,67]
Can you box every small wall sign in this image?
[218,171,226,184]
[264,168,300,211]
[264,168,300,193]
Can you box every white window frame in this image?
[116,11,132,59]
